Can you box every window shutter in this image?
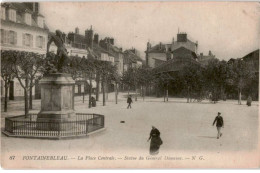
[36,36,39,48]
[14,32,17,45]
[22,33,25,46]
[0,29,3,43]
[42,37,45,48]
[30,35,33,47]
[4,30,9,44]
[9,31,13,44]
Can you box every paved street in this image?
[1,92,259,168]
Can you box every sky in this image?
[40,1,260,60]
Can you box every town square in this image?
[0,1,259,169]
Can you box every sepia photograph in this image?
[0,1,259,169]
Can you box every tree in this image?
[135,66,153,101]
[203,59,228,103]
[179,64,204,103]
[82,58,96,108]
[69,56,86,103]
[122,67,137,97]
[9,51,45,117]
[226,59,254,104]
[97,61,117,106]
[28,54,45,109]
[1,50,15,112]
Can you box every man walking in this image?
[127,95,133,109]
[212,112,224,139]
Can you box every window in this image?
[8,9,16,22]
[9,31,17,45]
[37,16,44,28]
[25,13,32,25]
[0,29,4,43]
[36,36,45,48]
[23,33,33,47]
[1,7,6,20]
[1,29,10,44]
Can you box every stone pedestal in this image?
[37,73,75,131]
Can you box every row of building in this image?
[0,2,143,100]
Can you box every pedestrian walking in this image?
[91,96,96,107]
[247,95,252,106]
[212,112,224,139]
[147,126,163,155]
[127,95,133,109]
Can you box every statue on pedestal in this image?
[46,30,70,73]
[37,30,75,130]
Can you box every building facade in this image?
[197,50,216,66]
[1,2,48,100]
[123,48,143,72]
[145,32,198,68]
[145,32,217,68]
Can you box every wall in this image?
[171,41,196,53]
[147,52,167,68]
[1,23,48,54]
[1,22,47,99]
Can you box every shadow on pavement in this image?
[198,136,217,139]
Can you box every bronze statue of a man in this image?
[47,30,69,72]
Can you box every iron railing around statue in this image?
[4,113,105,138]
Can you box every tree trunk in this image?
[166,84,169,102]
[142,85,145,101]
[128,85,130,96]
[102,76,105,106]
[96,72,100,101]
[115,83,118,104]
[83,91,85,103]
[164,87,166,102]
[238,88,242,105]
[187,87,190,103]
[29,78,33,109]
[24,78,29,118]
[88,76,92,108]
[135,84,137,101]
[105,79,108,101]
[4,81,8,112]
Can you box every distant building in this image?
[153,46,200,74]
[197,50,216,66]
[123,48,143,72]
[145,32,198,68]
[241,49,259,73]
[1,2,48,100]
[99,37,123,75]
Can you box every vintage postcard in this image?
[0,1,259,169]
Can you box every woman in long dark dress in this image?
[147,126,163,155]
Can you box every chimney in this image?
[147,42,151,51]
[94,34,99,44]
[209,50,212,56]
[177,33,187,42]
[159,42,162,49]
[75,27,79,34]
[110,38,114,45]
[172,37,174,44]
[33,3,39,13]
